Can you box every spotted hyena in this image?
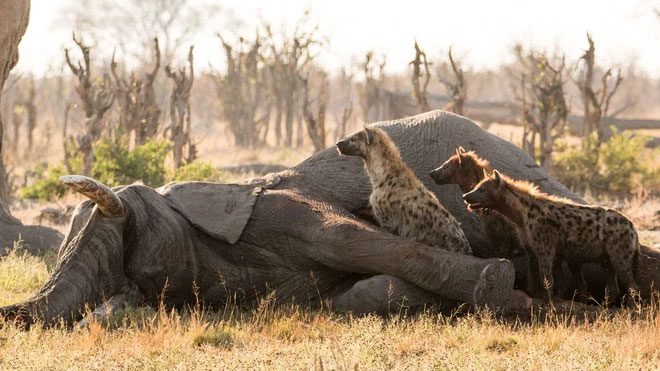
[463,170,640,301]
[336,126,472,255]
[430,147,521,259]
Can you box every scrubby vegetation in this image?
[91,138,171,188]
[172,161,228,183]
[552,130,659,196]
[20,138,195,200]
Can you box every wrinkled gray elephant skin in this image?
[1,111,657,327]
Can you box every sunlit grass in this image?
[0,250,659,369]
[0,244,52,306]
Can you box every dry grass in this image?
[1,251,660,369]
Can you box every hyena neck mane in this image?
[363,128,418,188]
[496,175,574,226]
[459,151,493,192]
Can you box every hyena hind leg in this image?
[567,260,588,298]
[600,258,621,304]
[611,255,640,306]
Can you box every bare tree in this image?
[165,46,195,169]
[262,12,321,147]
[511,45,568,169]
[65,33,96,119]
[111,38,161,146]
[332,67,354,140]
[62,0,227,64]
[409,41,430,112]
[574,33,623,149]
[357,51,387,122]
[213,33,269,147]
[7,79,21,155]
[7,76,36,159]
[438,48,467,116]
[23,76,36,154]
[301,72,328,153]
[0,0,63,251]
[64,33,115,175]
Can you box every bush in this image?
[93,138,170,187]
[18,164,69,201]
[172,161,228,182]
[20,138,171,200]
[552,130,658,195]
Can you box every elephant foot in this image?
[472,259,516,309]
[75,284,141,329]
[504,290,532,310]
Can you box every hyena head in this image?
[463,169,506,210]
[430,146,487,190]
[336,125,378,158]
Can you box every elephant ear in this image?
[159,181,265,244]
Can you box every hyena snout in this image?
[336,139,361,157]
[429,165,451,184]
[463,188,489,209]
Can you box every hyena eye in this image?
[350,137,356,142]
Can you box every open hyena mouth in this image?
[465,201,483,211]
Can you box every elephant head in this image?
[1,176,128,326]
[1,176,266,327]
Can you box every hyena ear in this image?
[363,125,375,145]
[493,170,504,189]
[482,168,491,179]
[458,146,467,154]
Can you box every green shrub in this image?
[552,129,657,195]
[172,161,227,183]
[598,131,655,193]
[553,142,600,193]
[20,138,171,200]
[18,164,69,201]
[93,138,170,187]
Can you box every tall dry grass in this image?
[0,250,659,369]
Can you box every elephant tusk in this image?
[60,175,124,218]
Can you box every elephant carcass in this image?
[0,176,513,326]
[0,110,656,327]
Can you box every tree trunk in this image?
[0,0,63,252]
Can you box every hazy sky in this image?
[16,0,660,77]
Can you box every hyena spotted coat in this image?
[336,126,472,255]
[463,170,640,300]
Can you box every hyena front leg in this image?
[525,249,544,298]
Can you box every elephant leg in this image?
[255,191,517,309]
[312,220,515,308]
[331,274,455,316]
[75,282,141,329]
